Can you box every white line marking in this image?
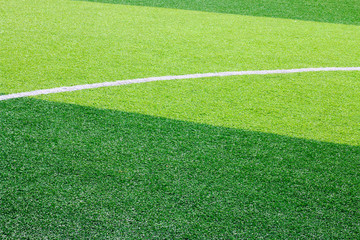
[1,67,360,101]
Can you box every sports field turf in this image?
[1,0,360,238]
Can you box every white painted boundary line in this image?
[1,67,360,101]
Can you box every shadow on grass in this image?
[0,97,359,238]
[78,0,360,26]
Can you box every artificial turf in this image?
[1,98,359,238]
[82,0,360,25]
[1,0,360,94]
[1,0,360,238]
[40,71,360,146]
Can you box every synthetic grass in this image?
[1,0,360,94]
[1,0,360,238]
[82,0,360,25]
[1,98,359,238]
[40,71,360,146]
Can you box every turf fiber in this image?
[39,71,360,146]
[82,0,360,25]
[1,98,359,238]
[1,0,360,93]
[1,0,360,238]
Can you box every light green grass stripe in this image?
[2,1,360,94]
[1,67,360,101]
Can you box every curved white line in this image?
[1,67,360,101]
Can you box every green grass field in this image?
[1,0,359,238]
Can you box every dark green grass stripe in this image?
[1,98,359,238]
[79,0,360,25]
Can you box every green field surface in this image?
[1,0,360,238]
[84,0,360,25]
[1,0,360,93]
[40,71,360,146]
[1,98,359,238]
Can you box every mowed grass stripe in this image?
[82,0,360,25]
[40,71,360,147]
[1,98,359,238]
[2,0,360,94]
